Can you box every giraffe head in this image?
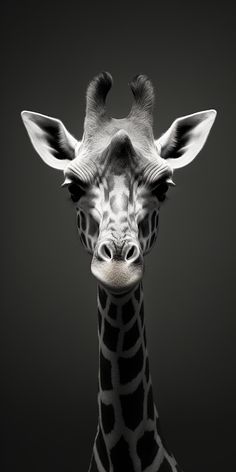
[21,73,216,292]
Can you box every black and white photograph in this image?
[1,1,235,471]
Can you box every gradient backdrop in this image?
[1,1,235,471]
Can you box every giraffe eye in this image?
[68,182,86,202]
[152,181,169,202]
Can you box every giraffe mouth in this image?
[91,257,144,292]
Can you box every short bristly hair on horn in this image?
[85,71,113,132]
[129,75,155,124]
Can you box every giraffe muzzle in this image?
[91,239,143,291]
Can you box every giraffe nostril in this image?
[98,242,113,261]
[126,246,135,260]
[104,245,112,259]
[125,244,140,263]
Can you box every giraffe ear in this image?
[21,111,80,170]
[155,110,217,169]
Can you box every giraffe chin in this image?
[91,258,143,293]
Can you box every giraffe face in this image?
[21,72,217,292]
[64,127,173,292]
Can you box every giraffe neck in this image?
[89,283,178,472]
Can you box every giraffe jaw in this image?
[91,258,143,292]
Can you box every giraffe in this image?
[21,72,216,472]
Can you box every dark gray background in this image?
[1,1,235,471]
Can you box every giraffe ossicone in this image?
[21,72,216,471]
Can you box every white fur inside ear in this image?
[156,109,217,170]
[21,111,79,170]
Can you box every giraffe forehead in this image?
[75,118,159,169]
[84,116,154,150]
[66,118,172,187]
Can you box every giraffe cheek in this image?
[77,210,99,254]
[88,215,99,243]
